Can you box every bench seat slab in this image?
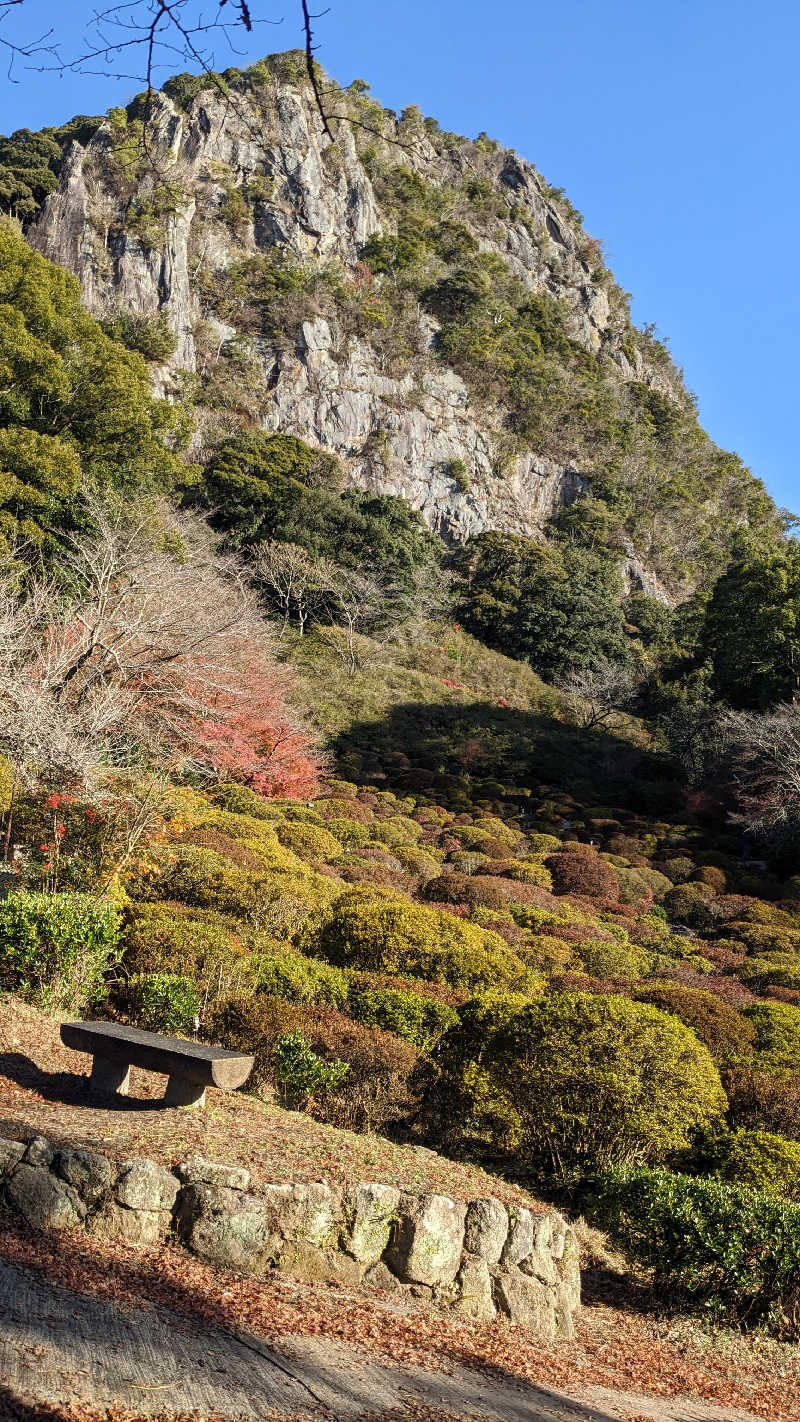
[61,1020,253,1091]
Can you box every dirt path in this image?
[0,1257,764,1422]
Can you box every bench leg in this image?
[90,1055,131,1096]
[164,1074,206,1108]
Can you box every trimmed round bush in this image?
[590,1166,800,1337]
[693,865,727,893]
[347,984,458,1050]
[249,949,349,1006]
[716,1128,800,1200]
[506,858,553,891]
[0,890,119,1012]
[126,972,201,1034]
[662,882,717,928]
[745,1001,800,1070]
[527,833,562,854]
[545,851,620,902]
[451,992,726,1178]
[660,857,696,884]
[575,938,651,980]
[521,934,575,974]
[725,1067,800,1141]
[313,888,529,990]
[276,822,343,862]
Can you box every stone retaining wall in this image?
[0,1134,580,1338]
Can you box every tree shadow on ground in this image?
[0,1051,168,1112]
[332,699,682,821]
[0,1221,625,1422]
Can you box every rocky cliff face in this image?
[29,65,678,557]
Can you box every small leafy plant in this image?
[272,1030,349,1109]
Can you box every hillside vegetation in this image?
[0,59,799,1353]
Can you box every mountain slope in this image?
[17,51,778,595]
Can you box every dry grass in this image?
[0,995,543,1208]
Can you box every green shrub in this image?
[209,782,275,817]
[739,956,800,993]
[590,1166,800,1337]
[725,1067,800,1141]
[276,822,343,862]
[660,856,696,884]
[715,1128,800,1200]
[730,923,800,955]
[313,888,530,990]
[745,1001,800,1070]
[0,891,119,1011]
[393,845,442,880]
[430,988,541,1151]
[324,817,373,847]
[448,992,726,1178]
[272,1030,349,1109]
[371,814,422,847]
[126,972,201,1034]
[249,949,349,1006]
[575,938,650,979]
[521,934,574,974]
[662,882,717,928]
[100,310,177,362]
[507,857,553,890]
[527,833,562,854]
[347,984,458,1049]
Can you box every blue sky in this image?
[1,0,798,514]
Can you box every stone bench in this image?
[60,1021,254,1108]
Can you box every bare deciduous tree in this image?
[557,660,639,730]
[0,496,266,797]
[252,539,317,637]
[718,705,800,833]
[312,560,385,675]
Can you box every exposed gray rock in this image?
[388,1193,467,1287]
[53,1147,113,1205]
[260,1181,341,1248]
[116,1159,181,1212]
[27,79,677,569]
[453,1257,496,1322]
[88,1202,164,1247]
[502,1206,535,1267]
[493,1271,557,1339]
[0,1138,25,1173]
[176,1184,279,1274]
[24,1136,54,1169]
[177,1155,251,1192]
[8,1165,83,1230]
[274,1241,365,1289]
[343,1182,400,1264]
[463,1197,508,1265]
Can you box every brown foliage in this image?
[177,828,264,871]
[632,983,755,1064]
[725,1066,800,1141]
[544,851,620,901]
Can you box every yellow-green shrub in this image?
[325,817,373,847]
[347,983,458,1049]
[575,938,651,979]
[507,857,553,890]
[276,822,343,862]
[716,1128,800,1200]
[312,888,531,990]
[393,845,443,880]
[457,993,726,1177]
